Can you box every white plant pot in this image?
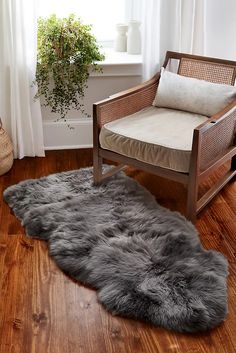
[114,24,128,52]
[127,21,141,55]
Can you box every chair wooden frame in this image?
[93,51,236,223]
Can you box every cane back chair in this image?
[93,51,236,223]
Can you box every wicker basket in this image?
[0,118,14,176]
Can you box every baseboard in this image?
[44,144,93,150]
[43,119,93,150]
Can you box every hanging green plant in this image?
[34,14,105,120]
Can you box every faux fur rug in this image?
[3,166,228,332]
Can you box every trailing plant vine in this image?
[34,14,105,120]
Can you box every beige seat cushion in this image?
[99,106,208,172]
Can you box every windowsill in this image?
[100,47,142,65]
[91,48,142,77]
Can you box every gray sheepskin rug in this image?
[3,166,228,333]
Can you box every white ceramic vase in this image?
[114,24,128,52]
[127,21,141,55]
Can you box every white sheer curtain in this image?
[141,0,206,80]
[124,0,236,79]
[204,0,236,60]
[141,0,161,80]
[0,0,45,159]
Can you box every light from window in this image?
[38,0,126,43]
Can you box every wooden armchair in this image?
[93,51,236,222]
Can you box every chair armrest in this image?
[93,73,160,129]
[195,98,236,172]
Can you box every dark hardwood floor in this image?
[0,149,235,353]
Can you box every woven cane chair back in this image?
[178,57,236,85]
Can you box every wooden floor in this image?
[0,149,235,353]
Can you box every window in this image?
[38,0,126,46]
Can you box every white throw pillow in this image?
[153,68,236,116]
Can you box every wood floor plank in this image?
[0,149,235,353]
[0,235,34,353]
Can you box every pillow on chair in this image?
[153,68,236,116]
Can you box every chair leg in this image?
[186,177,198,223]
[93,152,103,185]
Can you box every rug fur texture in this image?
[3,166,228,332]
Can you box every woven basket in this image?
[0,118,14,176]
